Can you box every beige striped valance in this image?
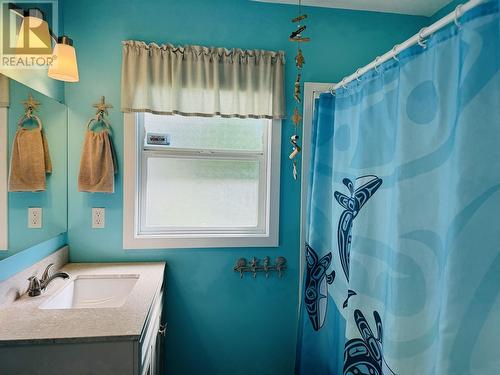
[121,41,285,119]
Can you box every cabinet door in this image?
[150,339,156,375]
[155,323,166,374]
[141,344,152,375]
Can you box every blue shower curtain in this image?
[296,1,500,374]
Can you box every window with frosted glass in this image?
[139,113,270,234]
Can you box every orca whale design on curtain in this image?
[343,310,395,375]
[296,2,500,374]
[335,176,382,282]
[335,176,382,308]
[304,244,335,331]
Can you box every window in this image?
[123,112,281,249]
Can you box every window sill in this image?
[123,233,279,249]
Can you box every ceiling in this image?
[252,0,453,17]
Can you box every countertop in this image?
[0,262,165,346]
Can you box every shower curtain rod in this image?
[330,0,483,92]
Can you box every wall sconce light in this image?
[10,4,80,83]
[48,35,79,82]
[15,8,52,54]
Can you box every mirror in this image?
[0,70,64,104]
[0,76,67,258]
[0,0,64,103]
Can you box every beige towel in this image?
[8,128,52,192]
[78,131,117,193]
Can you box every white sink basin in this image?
[39,274,139,310]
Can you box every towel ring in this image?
[18,113,42,130]
[87,116,112,133]
[87,96,113,133]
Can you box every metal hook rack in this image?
[234,256,287,279]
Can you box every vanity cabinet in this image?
[0,288,165,375]
[138,288,165,375]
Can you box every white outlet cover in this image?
[28,207,42,229]
[92,208,105,229]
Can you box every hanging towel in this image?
[8,127,52,192]
[78,131,117,193]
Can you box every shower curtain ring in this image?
[340,78,348,90]
[392,44,400,62]
[355,69,362,81]
[454,4,464,29]
[374,56,381,73]
[418,28,428,49]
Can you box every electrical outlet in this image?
[28,207,42,229]
[92,208,105,229]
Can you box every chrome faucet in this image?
[27,263,70,297]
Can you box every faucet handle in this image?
[27,276,42,297]
[41,263,54,282]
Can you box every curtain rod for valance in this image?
[330,0,483,93]
[121,41,285,62]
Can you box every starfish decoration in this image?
[93,96,113,118]
[292,107,302,126]
[22,93,40,113]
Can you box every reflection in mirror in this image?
[0,69,64,104]
[0,0,64,103]
[0,76,67,258]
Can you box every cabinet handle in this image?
[158,324,167,336]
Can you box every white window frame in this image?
[0,107,8,250]
[298,82,334,307]
[123,112,281,249]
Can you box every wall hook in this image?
[88,96,113,133]
[263,256,270,278]
[93,96,113,121]
[250,257,259,278]
[18,93,43,129]
[234,258,247,279]
[233,256,287,279]
[275,257,287,278]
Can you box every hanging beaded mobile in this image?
[289,0,309,180]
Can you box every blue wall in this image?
[61,1,427,374]
[431,0,467,22]
[0,233,66,281]
[1,79,67,259]
[0,69,64,104]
